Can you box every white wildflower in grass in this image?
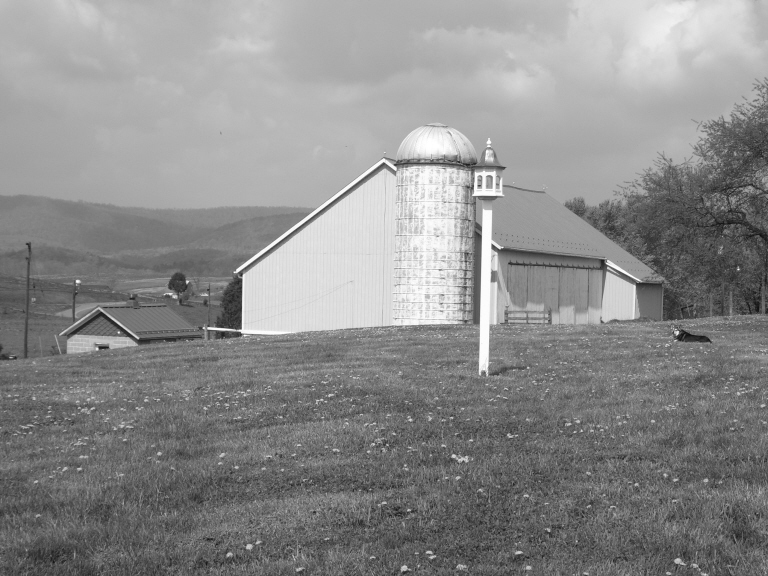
[400,565,411,573]
[456,565,468,571]
[219,453,226,458]
[674,558,686,566]
[225,552,233,559]
[525,566,532,571]
[295,568,305,573]
[245,544,253,551]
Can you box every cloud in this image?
[0,0,767,209]
[211,36,273,55]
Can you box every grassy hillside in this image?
[188,212,309,252]
[2,318,768,575]
[118,205,311,229]
[0,195,198,253]
[0,195,311,277]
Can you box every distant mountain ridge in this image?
[0,194,311,278]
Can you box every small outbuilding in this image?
[59,299,202,354]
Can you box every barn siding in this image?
[501,252,604,325]
[574,269,589,324]
[602,267,637,321]
[559,268,576,324]
[241,165,396,333]
[588,268,603,324]
[507,265,529,312]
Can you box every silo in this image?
[393,123,478,324]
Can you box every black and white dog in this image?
[672,325,712,343]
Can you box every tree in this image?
[621,79,768,315]
[216,276,241,334]
[167,271,187,305]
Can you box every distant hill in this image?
[116,205,310,229]
[0,194,311,278]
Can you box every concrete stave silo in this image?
[393,123,478,324]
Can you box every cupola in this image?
[473,139,505,199]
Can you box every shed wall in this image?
[636,283,664,320]
[66,335,137,354]
[241,166,396,333]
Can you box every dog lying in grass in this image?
[672,325,712,343]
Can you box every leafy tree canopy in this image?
[216,276,242,332]
[565,81,768,318]
[623,79,768,246]
[167,271,187,303]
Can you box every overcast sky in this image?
[1,0,767,210]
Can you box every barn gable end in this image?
[238,159,397,334]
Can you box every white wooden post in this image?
[473,138,505,377]
[479,199,494,376]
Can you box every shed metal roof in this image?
[483,185,663,283]
[60,303,202,340]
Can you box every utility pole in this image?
[24,242,31,359]
[72,279,81,323]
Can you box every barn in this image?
[60,298,202,353]
[235,124,663,335]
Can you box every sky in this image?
[1,0,767,210]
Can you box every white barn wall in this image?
[588,269,603,324]
[602,267,637,321]
[241,165,396,333]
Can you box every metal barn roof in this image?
[60,303,202,340]
[483,185,663,283]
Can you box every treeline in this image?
[565,80,768,320]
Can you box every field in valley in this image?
[2,318,768,575]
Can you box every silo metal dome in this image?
[396,123,478,166]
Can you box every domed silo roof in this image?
[396,123,478,166]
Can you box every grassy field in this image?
[2,317,768,575]
[0,311,72,358]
